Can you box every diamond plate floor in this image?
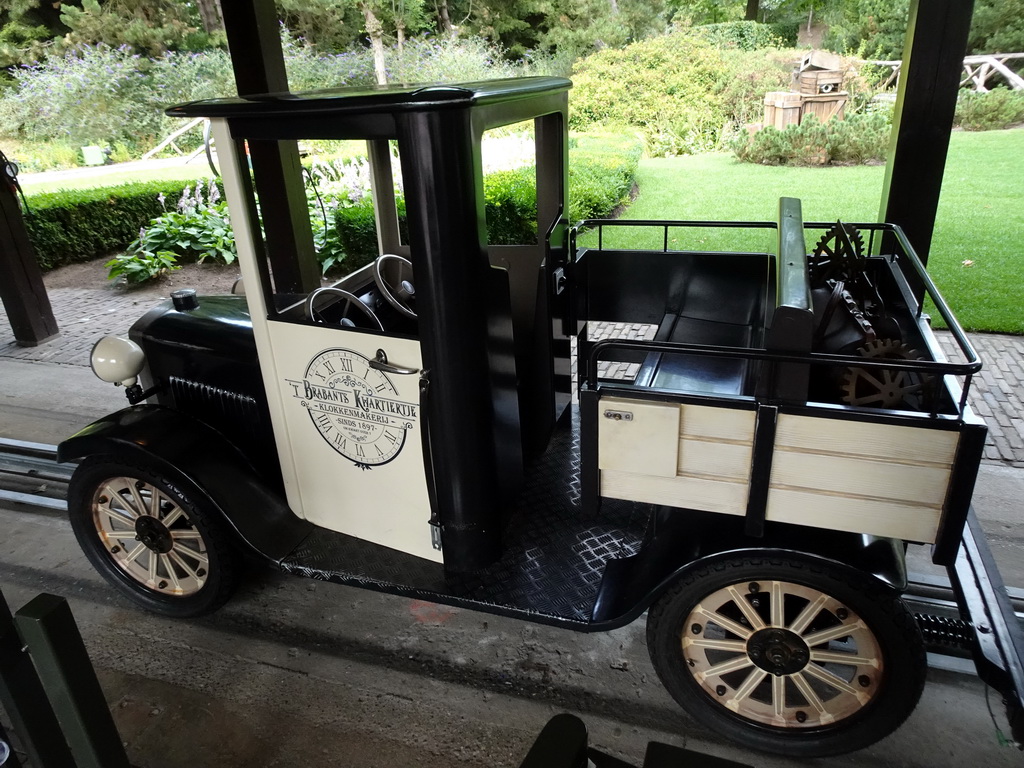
[281,407,650,624]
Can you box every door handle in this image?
[368,348,419,375]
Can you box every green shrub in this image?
[24,179,218,270]
[570,31,728,155]
[696,21,785,51]
[121,182,236,270]
[7,141,81,172]
[826,110,891,163]
[485,167,539,244]
[955,88,1024,131]
[0,45,161,150]
[332,196,385,273]
[730,112,890,166]
[714,50,793,128]
[766,23,800,48]
[569,134,643,221]
[321,133,642,268]
[105,249,180,285]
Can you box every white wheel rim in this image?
[682,579,883,728]
[91,477,209,597]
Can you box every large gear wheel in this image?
[810,222,866,287]
[840,338,932,411]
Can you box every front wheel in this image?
[646,554,926,757]
[67,455,240,617]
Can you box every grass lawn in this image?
[615,129,1024,334]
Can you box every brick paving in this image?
[0,288,158,368]
[2,290,1022,466]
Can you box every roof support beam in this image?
[0,172,58,346]
[221,0,320,295]
[880,0,975,280]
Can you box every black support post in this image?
[220,0,320,296]
[880,0,975,280]
[14,594,130,768]
[0,172,58,346]
[398,107,502,572]
[0,589,75,768]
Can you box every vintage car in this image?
[59,77,1007,757]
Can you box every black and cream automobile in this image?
[59,77,1022,757]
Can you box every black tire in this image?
[67,455,240,617]
[646,553,926,758]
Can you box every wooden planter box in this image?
[763,91,803,129]
[797,69,844,94]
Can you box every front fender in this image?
[59,406,310,562]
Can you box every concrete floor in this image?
[1,503,1021,768]
[1,359,1023,767]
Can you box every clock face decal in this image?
[285,348,418,468]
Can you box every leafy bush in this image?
[827,110,891,163]
[387,35,519,83]
[105,249,180,285]
[955,88,1024,131]
[714,50,793,128]
[730,112,890,166]
[695,21,785,51]
[766,23,800,48]
[118,182,236,278]
[0,45,159,149]
[570,31,728,155]
[317,133,642,269]
[569,134,643,221]
[281,33,377,90]
[5,140,81,172]
[485,167,540,243]
[24,179,217,270]
[822,0,909,61]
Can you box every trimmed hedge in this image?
[25,180,217,270]
[30,134,642,274]
[328,135,643,271]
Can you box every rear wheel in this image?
[68,455,240,617]
[646,554,926,757]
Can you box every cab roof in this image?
[167,76,572,119]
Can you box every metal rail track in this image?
[0,438,71,512]
[2,437,1022,664]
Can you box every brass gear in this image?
[810,222,866,286]
[840,339,932,411]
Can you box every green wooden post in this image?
[0,589,75,768]
[14,594,130,768]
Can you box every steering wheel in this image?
[373,254,417,320]
[305,287,384,330]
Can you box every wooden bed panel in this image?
[767,413,959,542]
[774,414,960,466]
[601,469,748,515]
[765,489,942,542]
[599,399,754,511]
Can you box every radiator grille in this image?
[168,376,262,440]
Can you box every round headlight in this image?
[91,335,145,386]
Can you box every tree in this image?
[969,0,1024,54]
[58,0,224,55]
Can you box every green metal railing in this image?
[0,589,129,768]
